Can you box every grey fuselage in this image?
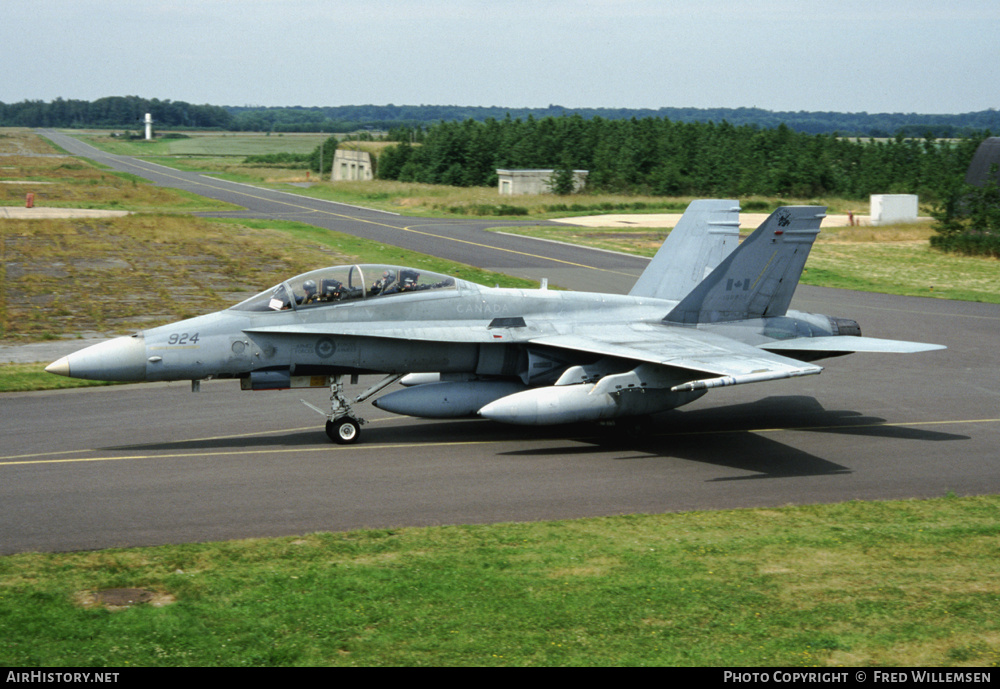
[57,269,844,386]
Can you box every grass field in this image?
[0,214,536,346]
[70,130,331,157]
[1,495,997,667]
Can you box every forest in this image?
[223,103,1000,137]
[0,96,233,130]
[371,116,998,256]
[2,96,998,137]
[374,115,987,200]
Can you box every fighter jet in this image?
[46,201,944,443]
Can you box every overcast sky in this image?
[5,0,998,114]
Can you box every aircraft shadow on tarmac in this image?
[492,395,970,481]
[105,428,334,453]
[105,396,967,483]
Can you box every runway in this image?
[1,131,997,555]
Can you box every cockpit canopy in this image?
[231,264,460,312]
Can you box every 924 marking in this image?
[167,333,200,345]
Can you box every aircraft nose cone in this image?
[44,357,71,377]
[44,336,147,381]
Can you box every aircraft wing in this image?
[247,320,822,389]
[529,323,822,390]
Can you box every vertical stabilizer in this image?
[663,206,825,324]
[628,200,741,301]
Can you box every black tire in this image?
[327,417,360,444]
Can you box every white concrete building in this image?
[870,194,918,225]
[497,169,588,195]
[332,149,374,181]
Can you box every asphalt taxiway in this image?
[0,132,997,555]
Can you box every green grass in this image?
[0,363,120,391]
[71,131,330,158]
[1,496,998,667]
[0,153,238,214]
[0,214,536,349]
[803,243,1000,303]
[1,132,540,348]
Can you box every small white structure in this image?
[497,169,588,195]
[870,194,918,225]
[143,113,153,140]
[332,149,373,181]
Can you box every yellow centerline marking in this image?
[2,418,995,468]
[0,439,491,466]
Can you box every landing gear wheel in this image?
[327,417,360,444]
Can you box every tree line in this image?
[2,97,998,137]
[0,96,232,130]
[931,162,1000,258]
[200,104,1000,138]
[375,115,988,200]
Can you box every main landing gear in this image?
[313,374,403,444]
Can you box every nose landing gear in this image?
[305,374,403,444]
[326,416,360,444]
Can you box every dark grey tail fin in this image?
[629,199,741,301]
[663,206,825,324]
